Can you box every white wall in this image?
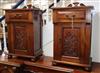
[43,20,53,57]
[43,0,100,63]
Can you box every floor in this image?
[36,56,100,73]
[90,63,100,73]
[73,63,100,73]
[0,56,100,73]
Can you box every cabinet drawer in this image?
[54,10,85,22]
[6,12,31,22]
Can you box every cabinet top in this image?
[52,2,94,10]
[52,6,93,10]
[4,8,42,11]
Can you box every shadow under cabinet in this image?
[0,56,73,73]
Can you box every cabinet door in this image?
[8,23,34,56]
[54,23,86,63]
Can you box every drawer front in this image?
[54,10,85,22]
[6,12,32,22]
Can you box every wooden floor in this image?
[52,61,100,73]
[56,61,100,73]
[25,56,100,73]
[91,63,100,73]
[53,62,100,73]
[36,56,100,73]
[71,63,100,73]
[0,56,100,73]
[73,62,100,73]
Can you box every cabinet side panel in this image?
[54,24,62,60]
[33,11,42,56]
[84,24,91,64]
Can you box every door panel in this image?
[62,26,81,58]
[54,23,86,63]
[61,24,83,63]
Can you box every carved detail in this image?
[62,29,80,57]
[68,2,85,7]
[23,4,40,10]
[14,24,27,50]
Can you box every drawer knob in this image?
[65,14,75,18]
[16,14,22,17]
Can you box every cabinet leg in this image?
[8,55,12,59]
[31,58,35,62]
[8,55,17,59]
[84,66,92,72]
[84,58,92,72]
[12,55,17,58]
[52,61,57,66]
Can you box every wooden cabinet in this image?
[52,2,93,71]
[5,9,43,61]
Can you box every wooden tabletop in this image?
[0,55,74,73]
[0,55,91,73]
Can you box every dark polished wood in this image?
[5,9,43,61]
[52,2,94,71]
[0,56,73,73]
[0,56,100,73]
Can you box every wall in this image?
[43,0,100,63]
[42,1,70,57]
